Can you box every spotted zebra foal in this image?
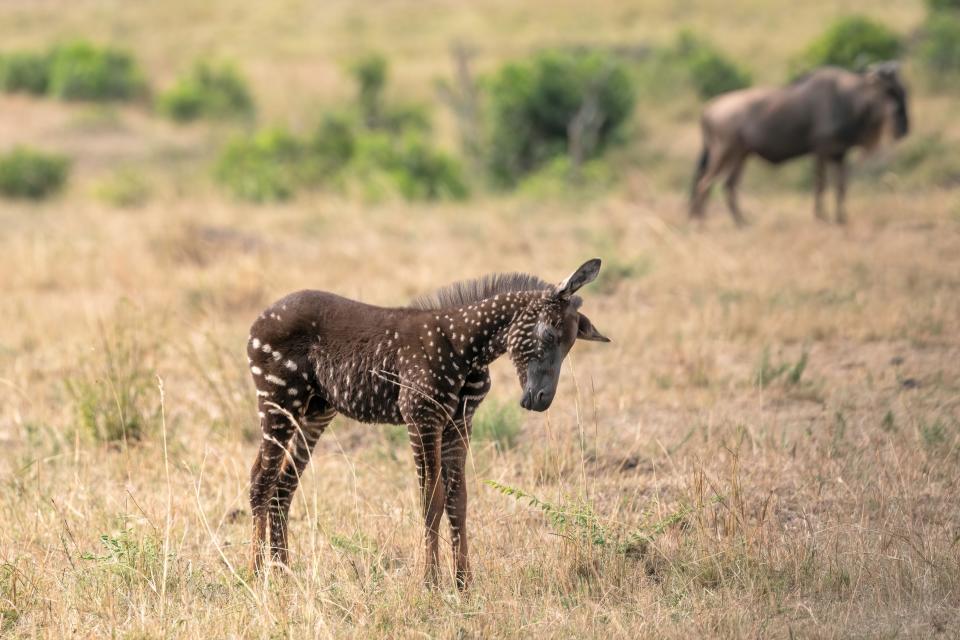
[247,258,610,588]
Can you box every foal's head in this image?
[507,258,610,412]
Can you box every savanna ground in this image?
[2,0,960,637]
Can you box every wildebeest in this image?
[246,259,609,589]
[690,62,909,225]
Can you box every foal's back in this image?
[247,289,417,425]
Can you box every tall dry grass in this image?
[1,0,959,637]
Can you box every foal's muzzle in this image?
[520,387,555,412]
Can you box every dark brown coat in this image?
[247,260,609,588]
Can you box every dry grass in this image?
[2,1,960,638]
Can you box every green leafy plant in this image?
[0,147,69,199]
[350,53,388,128]
[157,60,254,122]
[0,51,51,95]
[755,347,809,388]
[486,480,718,556]
[214,127,306,202]
[47,40,146,101]
[796,16,902,73]
[926,0,960,12]
[486,50,636,186]
[674,30,751,99]
[919,13,960,75]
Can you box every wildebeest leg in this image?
[814,155,828,221]
[689,145,711,218]
[269,406,336,566]
[443,371,489,590]
[723,152,748,227]
[832,155,848,224]
[691,142,735,221]
[410,423,445,586]
[250,415,293,574]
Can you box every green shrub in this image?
[157,60,254,122]
[387,135,469,200]
[306,112,357,172]
[674,31,751,99]
[48,41,146,102]
[797,16,902,72]
[214,127,305,202]
[351,131,468,201]
[350,53,388,128]
[0,147,69,199]
[0,51,51,95]
[919,13,960,74]
[487,50,636,186]
[926,0,960,12]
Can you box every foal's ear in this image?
[577,312,611,343]
[556,258,602,299]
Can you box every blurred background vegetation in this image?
[0,0,957,206]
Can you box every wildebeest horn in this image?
[867,60,900,78]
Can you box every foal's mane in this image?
[409,272,553,310]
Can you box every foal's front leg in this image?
[409,422,445,585]
[442,422,471,590]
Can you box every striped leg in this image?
[443,370,490,590]
[250,414,293,574]
[409,421,445,586]
[269,407,336,565]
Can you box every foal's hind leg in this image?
[269,406,336,565]
[250,411,293,573]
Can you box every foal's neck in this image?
[424,290,541,369]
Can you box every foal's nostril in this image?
[536,390,546,403]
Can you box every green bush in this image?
[919,13,960,74]
[387,135,468,200]
[674,31,751,99]
[306,112,357,173]
[214,127,306,202]
[487,50,636,186]
[797,16,902,72]
[350,53,388,128]
[157,60,254,122]
[0,51,51,95]
[48,41,146,102]
[926,0,960,12]
[351,131,468,201]
[0,147,69,199]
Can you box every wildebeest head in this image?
[867,61,909,139]
[508,259,610,412]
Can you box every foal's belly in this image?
[313,360,405,425]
